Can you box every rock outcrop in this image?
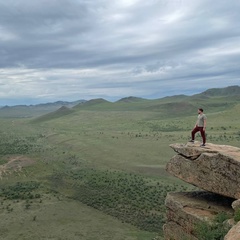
[166,142,240,199]
[224,221,240,240]
[164,142,240,240]
[164,191,234,240]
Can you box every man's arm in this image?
[194,120,198,128]
[203,119,207,131]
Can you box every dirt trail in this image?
[0,155,34,179]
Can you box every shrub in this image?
[0,181,41,200]
[68,168,181,232]
[234,208,240,222]
[215,212,229,223]
[195,212,230,240]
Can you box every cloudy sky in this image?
[0,0,239,105]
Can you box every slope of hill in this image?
[74,98,111,107]
[0,100,85,118]
[29,85,240,122]
[31,106,74,123]
[158,94,188,102]
[144,101,196,117]
[116,96,147,103]
[1,85,239,119]
[35,100,86,108]
[195,85,240,97]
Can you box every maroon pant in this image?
[191,126,206,144]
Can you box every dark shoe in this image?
[200,143,206,147]
[189,140,194,143]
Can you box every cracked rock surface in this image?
[164,143,240,240]
[166,143,240,199]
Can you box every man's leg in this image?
[199,127,206,144]
[191,126,199,141]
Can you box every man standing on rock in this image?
[189,108,207,147]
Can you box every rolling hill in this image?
[1,85,239,120]
[31,106,74,123]
[116,96,147,103]
[1,85,240,240]
[0,100,85,118]
[73,98,113,110]
[196,85,240,97]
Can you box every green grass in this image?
[194,212,231,240]
[52,168,188,233]
[0,96,239,239]
[0,181,41,200]
[234,208,240,222]
[0,194,156,240]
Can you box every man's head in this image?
[198,108,203,114]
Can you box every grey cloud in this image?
[0,0,240,104]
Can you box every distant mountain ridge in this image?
[35,100,86,107]
[1,100,86,108]
[0,85,239,118]
[195,85,240,97]
[116,96,147,103]
[0,100,85,118]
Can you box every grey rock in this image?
[164,191,234,240]
[166,143,240,199]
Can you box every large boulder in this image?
[164,191,234,240]
[166,143,240,199]
[224,221,240,240]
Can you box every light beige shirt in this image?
[197,114,207,127]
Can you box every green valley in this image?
[0,85,240,240]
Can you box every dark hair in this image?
[199,108,203,112]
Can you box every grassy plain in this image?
[0,92,240,239]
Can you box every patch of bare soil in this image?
[0,155,35,179]
[184,206,217,219]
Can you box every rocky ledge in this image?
[164,142,240,240]
[163,191,234,240]
[166,142,240,199]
